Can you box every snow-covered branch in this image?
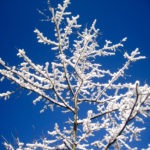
[1,0,150,149]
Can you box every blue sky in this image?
[0,0,150,149]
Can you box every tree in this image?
[0,0,150,149]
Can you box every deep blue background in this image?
[0,0,150,149]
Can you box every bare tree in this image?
[0,0,150,149]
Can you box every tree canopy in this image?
[0,0,150,149]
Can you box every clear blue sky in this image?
[0,0,150,149]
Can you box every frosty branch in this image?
[0,0,150,149]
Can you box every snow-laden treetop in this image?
[0,0,150,149]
